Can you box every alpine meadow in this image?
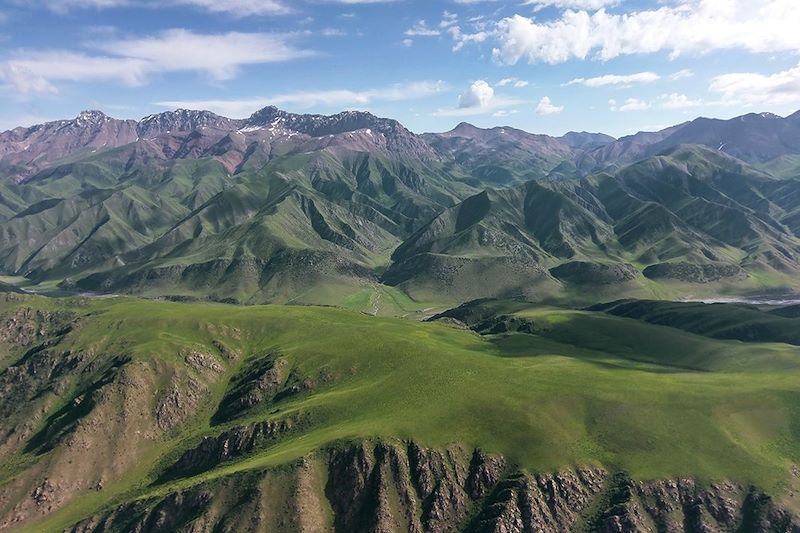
[4,1,800,532]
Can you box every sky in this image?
[1,0,800,137]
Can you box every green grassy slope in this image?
[591,299,800,346]
[7,138,800,308]
[5,137,800,307]
[386,146,800,302]
[3,295,800,530]
[0,143,478,304]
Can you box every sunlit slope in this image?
[0,145,476,303]
[3,294,800,529]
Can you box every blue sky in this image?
[1,0,799,137]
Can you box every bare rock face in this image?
[163,415,306,480]
[137,109,242,139]
[213,353,333,423]
[0,111,139,182]
[0,346,225,530]
[580,472,800,533]
[68,490,215,533]
[183,350,225,374]
[469,468,607,533]
[64,440,800,533]
[244,107,440,162]
[154,374,208,432]
[0,306,75,347]
[0,106,439,185]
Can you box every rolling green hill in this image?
[2,295,800,531]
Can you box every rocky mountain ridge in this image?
[67,440,800,533]
[4,107,800,304]
[0,106,439,182]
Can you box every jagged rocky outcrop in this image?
[66,440,800,533]
[0,111,139,181]
[423,123,573,185]
[246,107,439,161]
[0,106,439,184]
[163,415,306,480]
[0,303,76,347]
[213,353,335,423]
[0,313,230,529]
[137,109,242,138]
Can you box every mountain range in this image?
[3,107,800,306]
[7,107,800,532]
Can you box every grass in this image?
[591,299,800,347]
[5,295,800,530]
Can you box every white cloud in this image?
[322,0,399,3]
[566,71,660,87]
[35,0,127,11]
[659,93,703,109]
[156,80,449,117]
[448,25,490,52]
[497,77,529,88]
[440,11,459,28]
[436,11,491,51]
[174,0,292,15]
[602,93,703,112]
[609,98,649,112]
[0,63,58,94]
[436,80,524,116]
[321,28,347,37]
[32,0,293,16]
[535,96,564,115]
[405,20,440,37]
[669,69,694,81]
[458,80,495,108]
[493,0,800,65]
[522,0,619,9]
[96,30,312,81]
[0,30,313,93]
[492,109,519,117]
[710,63,800,106]
[402,38,414,47]
[0,52,148,94]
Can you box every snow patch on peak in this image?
[76,110,109,123]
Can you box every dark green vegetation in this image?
[1,294,800,531]
[591,299,800,346]
[4,108,800,307]
[0,108,476,308]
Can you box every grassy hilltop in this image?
[3,294,800,530]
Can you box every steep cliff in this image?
[69,440,800,533]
